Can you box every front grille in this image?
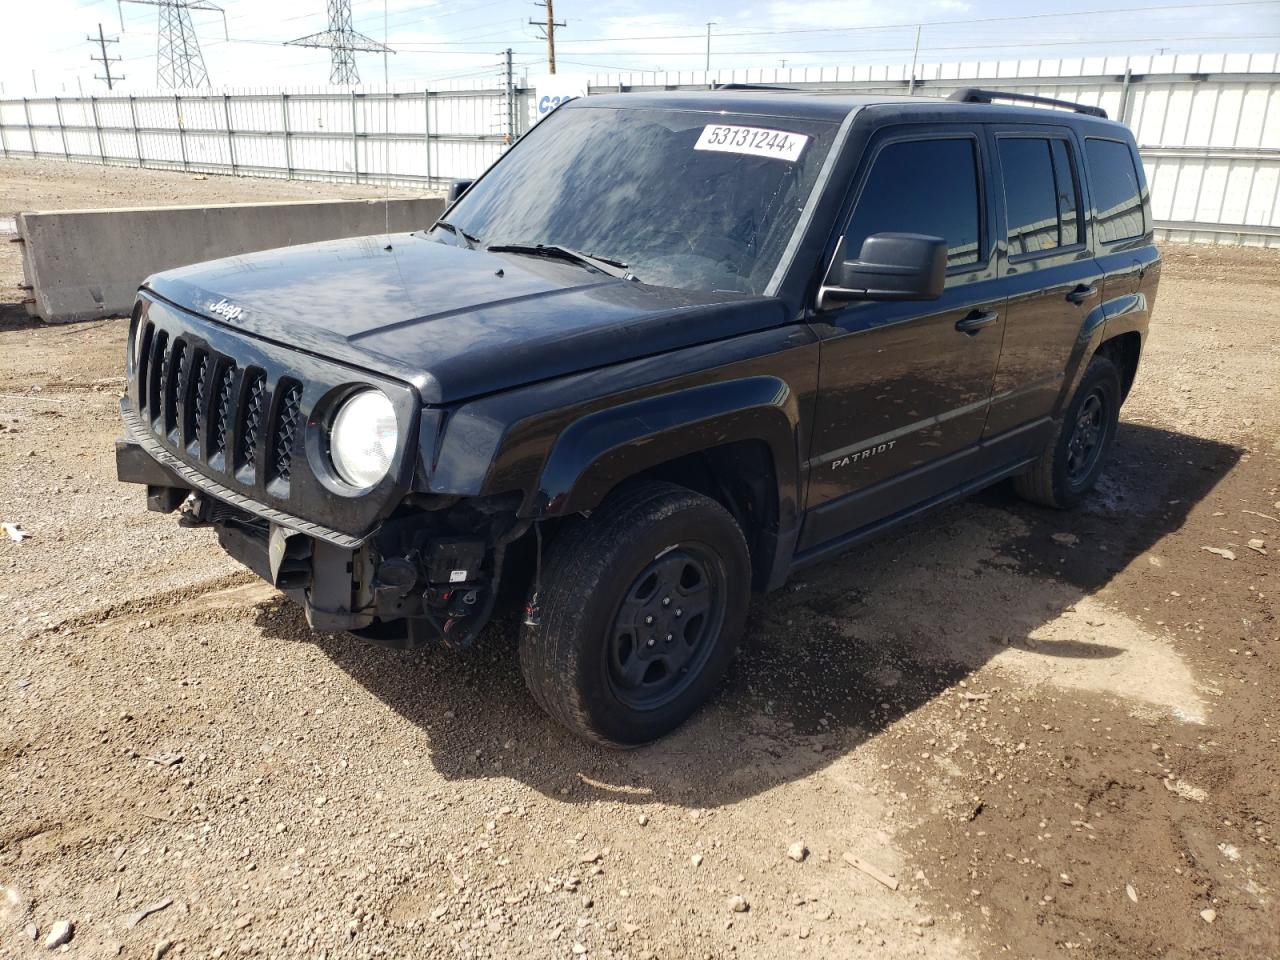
[124,295,416,543]
[270,382,303,484]
[164,340,187,443]
[131,318,304,496]
[187,351,209,451]
[211,362,236,460]
[239,372,266,474]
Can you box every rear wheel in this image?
[1014,352,1122,508]
[518,481,750,747]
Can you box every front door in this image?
[800,127,1006,553]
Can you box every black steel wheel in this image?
[1065,388,1107,485]
[606,545,727,711]
[519,481,751,747]
[1013,351,1122,508]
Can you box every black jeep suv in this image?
[117,87,1159,746]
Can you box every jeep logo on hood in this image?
[209,298,244,322]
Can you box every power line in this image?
[364,0,1280,47]
[286,0,393,85]
[88,22,124,89]
[528,0,564,74]
[539,32,1280,59]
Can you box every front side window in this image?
[1085,137,1145,243]
[440,105,841,295]
[998,136,1082,256]
[844,137,982,268]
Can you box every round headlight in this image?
[329,390,398,488]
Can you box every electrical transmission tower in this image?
[117,0,227,89]
[287,0,393,86]
[529,0,566,74]
[88,23,124,90]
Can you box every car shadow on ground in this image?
[256,421,1242,807]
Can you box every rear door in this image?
[982,124,1106,444]
[1083,134,1161,320]
[800,125,1006,551]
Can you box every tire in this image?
[518,481,751,747]
[1013,352,1122,509]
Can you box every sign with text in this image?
[530,73,591,124]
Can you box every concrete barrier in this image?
[17,196,446,323]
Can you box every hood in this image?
[144,233,786,404]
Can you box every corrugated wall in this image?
[587,52,1280,247]
[1,53,1277,245]
[0,79,523,191]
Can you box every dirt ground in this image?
[0,159,1277,960]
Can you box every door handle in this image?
[955,310,999,335]
[1065,283,1098,305]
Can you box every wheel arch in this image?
[533,376,804,591]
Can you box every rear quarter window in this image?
[1085,137,1146,244]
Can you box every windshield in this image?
[439,105,840,295]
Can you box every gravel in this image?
[2,163,1279,959]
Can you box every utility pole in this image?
[88,22,125,90]
[705,22,715,73]
[118,0,228,88]
[529,0,565,75]
[287,0,393,86]
[908,24,921,95]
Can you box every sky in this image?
[3,0,1279,96]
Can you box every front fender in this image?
[536,376,802,520]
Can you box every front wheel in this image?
[1013,352,1122,508]
[518,481,751,747]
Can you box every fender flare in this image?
[532,375,803,525]
[1053,289,1147,419]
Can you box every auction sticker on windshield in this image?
[694,124,810,162]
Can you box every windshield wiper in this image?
[486,242,638,281]
[432,219,480,250]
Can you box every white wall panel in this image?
[1,56,1276,244]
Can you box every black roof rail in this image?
[711,82,799,91]
[948,87,1108,119]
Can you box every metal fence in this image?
[1,51,1277,245]
[0,78,526,190]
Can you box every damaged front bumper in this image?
[116,431,517,647]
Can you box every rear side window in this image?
[1085,137,1145,243]
[997,136,1083,256]
[845,137,981,267]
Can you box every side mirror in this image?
[818,232,948,309]
[447,179,474,204]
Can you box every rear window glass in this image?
[845,137,981,268]
[1085,138,1145,243]
[999,138,1060,256]
[998,137,1084,256]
